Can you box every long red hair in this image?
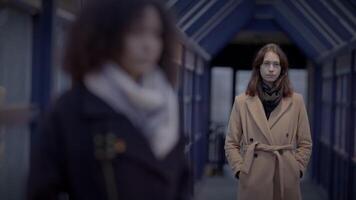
[246,43,293,97]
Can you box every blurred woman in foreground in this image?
[28,0,190,199]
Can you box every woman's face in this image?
[260,51,281,86]
[118,5,163,80]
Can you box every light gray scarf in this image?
[84,63,179,159]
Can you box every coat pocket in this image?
[284,151,301,188]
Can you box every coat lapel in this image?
[246,96,274,144]
[268,97,292,129]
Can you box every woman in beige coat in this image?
[225,43,312,200]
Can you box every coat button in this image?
[250,138,254,142]
[286,133,289,138]
[278,150,283,155]
[254,153,258,158]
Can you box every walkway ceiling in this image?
[167,0,356,63]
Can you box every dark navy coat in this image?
[28,84,191,200]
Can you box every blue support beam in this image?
[282,0,335,49]
[317,39,356,64]
[31,0,54,112]
[199,0,254,56]
[309,0,353,41]
[351,0,356,7]
[326,0,356,33]
[243,19,281,32]
[170,0,200,22]
[339,0,356,15]
[190,53,198,179]
[244,4,277,33]
[348,49,355,200]
[253,3,274,17]
[328,59,337,200]
[272,6,320,60]
[170,0,356,66]
[185,0,228,36]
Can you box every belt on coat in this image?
[241,141,295,199]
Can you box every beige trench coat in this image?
[225,93,312,200]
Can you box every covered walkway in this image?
[0,0,355,199]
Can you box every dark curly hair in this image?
[63,0,178,85]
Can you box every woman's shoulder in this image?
[290,92,306,105]
[290,92,303,100]
[46,85,87,118]
[234,93,250,104]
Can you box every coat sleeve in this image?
[27,109,67,200]
[295,96,312,175]
[224,97,244,177]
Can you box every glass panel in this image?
[0,8,33,200]
[0,8,33,104]
[185,50,195,71]
[0,125,30,200]
[210,67,233,125]
[322,61,333,78]
[336,54,351,75]
[235,70,251,96]
[196,57,204,75]
[289,69,308,102]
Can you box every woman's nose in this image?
[268,65,275,72]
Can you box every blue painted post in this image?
[348,49,355,200]
[312,64,323,183]
[30,0,54,161]
[328,59,337,200]
[178,46,185,137]
[203,61,210,169]
[205,63,212,169]
[30,0,54,113]
[232,68,237,106]
[190,53,197,179]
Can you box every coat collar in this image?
[79,84,118,118]
[76,85,183,172]
[246,95,292,144]
[268,95,293,129]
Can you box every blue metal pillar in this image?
[348,49,355,200]
[190,53,197,179]
[328,59,337,200]
[31,0,54,112]
[312,63,322,183]
[231,68,237,106]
